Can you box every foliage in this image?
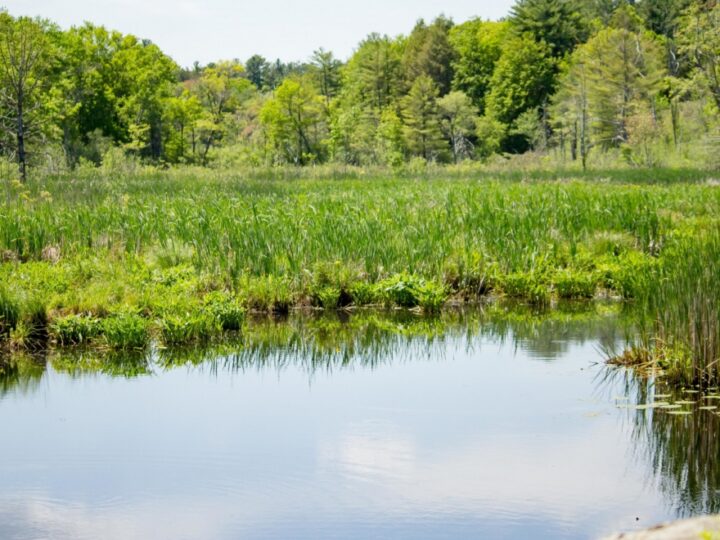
[401,75,448,161]
[402,16,456,95]
[101,312,149,350]
[510,0,590,58]
[260,76,326,165]
[0,2,717,173]
[485,35,555,151]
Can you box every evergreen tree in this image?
[343,33,403,112]
[637,0,690,39]
[245,55,269,89]
[402,16,456,94]
[556,23,666,150]
[677,0,720,110]
[311,48,342,108]
[510,0,590,58]
[401,75,448,160]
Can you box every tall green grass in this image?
[0,167,719,384]
[626,228,720,386]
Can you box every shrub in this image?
[0,287,20,340]
[159,312,218,345]
[50,314,102,346]
[500,272,551,306]
[376,273,447,311]
[553,270,598,299]
[203,291,245,330]
[102,312,150,350]
[349,282,379,306]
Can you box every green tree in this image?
[401,75,448,160]
[260,75,326,165]
[475,116,506,158]
[638,0,690,38]
[191,60,252,164]
[0,14,52,181]
[328,100,379,165]
[438,91,477,162]
[376,107,406,167]
[552,57,592,168]
[485,35,555,150]
[112,36,177,159]
[555,23,666,156]
[402,16,456,94]
[342,33,403,112]
[311,48,342,108]
[678,1,720,110]
[449,19,508,112]
[245,54,269,89]
[510,0,590,58]
[162,90,202,163]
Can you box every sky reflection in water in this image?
[0,308,716,540]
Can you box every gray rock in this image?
[603,516,720,540]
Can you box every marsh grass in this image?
[1,167,719,380]
[0,287,19,339]
[101,312,150,350]
[618,229,720,386]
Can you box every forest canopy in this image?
[1,0,719,179]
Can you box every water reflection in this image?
[1,302,716,539]
[607,369,720,517]
[0,302,629,395]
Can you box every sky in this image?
[3,0,515,67]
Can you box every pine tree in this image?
[401,75,448,161]
[554,21,666,154]
[510,0,590,58]
[402,16,457,94]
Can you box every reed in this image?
[0,166,718,384]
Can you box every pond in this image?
[0,306,718,540]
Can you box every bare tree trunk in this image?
[16,96,26,182]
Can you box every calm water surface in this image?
[0,309,717,539]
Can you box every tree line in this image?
[1,0,720,179]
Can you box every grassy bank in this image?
[0,167,718,383]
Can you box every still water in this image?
[0,308,717,540]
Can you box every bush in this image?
[159,312,218,345]
[0,287,20,339]
[102,312,150,350]
[349,282,379,306]
[203,291,245,330]
[500,272,551,306]
[310,286,342,309]
[553,270,598,299]
[376,273,447,311]
[50,314,102,346]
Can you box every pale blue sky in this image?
[3,0,515,67]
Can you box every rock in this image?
[603,516,720,540]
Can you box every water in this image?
[0,308,717,540]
